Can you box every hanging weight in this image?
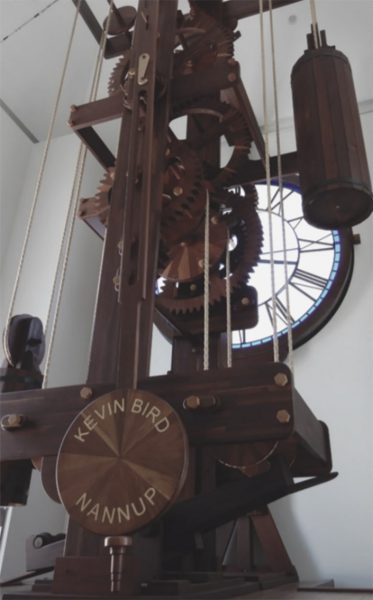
[291,31,373,229]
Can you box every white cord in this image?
[42,1,115,386]
[203,191,210,371]
[268,0,294,370]
[309,0,320,48]
[226,232,232,368]
[3,0,82,366]
[259,0,279,363]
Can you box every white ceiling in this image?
[0,0,372,144]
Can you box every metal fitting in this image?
[276,409,291,424]
[1,414,26,430]
[274,372,288,387]
[80,387,93,401]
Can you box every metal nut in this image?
[276,409,291,424]
[80,387,93,401]
[274,372,288,387]
[241,296,250,306]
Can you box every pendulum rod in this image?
[225,231,232,368]
[259,0,279,363]
[3,0,82,366]
[268,0,294,370]
[203,191,210,371]
[42,0,115,386]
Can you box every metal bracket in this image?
[137,53,150,85]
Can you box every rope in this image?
[225,233,232,368]
[268,0,294,370]
[1,0,60,43]
[42,1,115,386]
[2,0,82,366]
[259,0,279,363]
[309,0,320,48]
[203,191,210,371]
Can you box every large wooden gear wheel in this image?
[56,389,189,536]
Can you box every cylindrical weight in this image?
[291,32,373,229]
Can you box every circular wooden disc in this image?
[56,389,189,535]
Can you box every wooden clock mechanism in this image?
[0,0,372,597]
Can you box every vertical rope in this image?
[225,233,232,368]
[203,191,210,371]
[42,1,115,386]
[268,0,294,370]
[309,0,320,48]
[259,0,279,363]
[3,0,82,366]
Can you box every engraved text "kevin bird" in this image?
[73,396,170,443]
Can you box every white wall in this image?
[269,110,373,588]
[0,109,33,273]
[0,133,104,581]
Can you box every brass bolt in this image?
[274,372,288,387]
[184,395,201,410]
[80,387,93,401]
[241,296,250,306]
[228,72,237,82]
[190,283,197,291]
[1,414,26,430]
[183,395,218,410]
[276,409,291,424]
[173,186,183,197]
[211,216,219,225]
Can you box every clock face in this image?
[232,182,354,357]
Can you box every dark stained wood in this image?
[292,391,331,468]
[172,59,240,106]
[74,126,115,169]
[0,2,348,595]
[116,0,178,390]
[291,35,373,228]
[53,555,139,596]
[0,384,112,461]
[222,0,303,21]
[57,389,189,536]
[157,285,258,339]
[69,95,122,131]
[250,508,296,574]
[222,79,265,163]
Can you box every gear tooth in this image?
[108,51,130,96]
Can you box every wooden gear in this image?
[1,0,372,598]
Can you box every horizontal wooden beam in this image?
[223,0,303,21]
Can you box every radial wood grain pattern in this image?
[56,389,188,535]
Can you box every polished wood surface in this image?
[57,389,188,535]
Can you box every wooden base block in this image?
[52,556,139,596]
